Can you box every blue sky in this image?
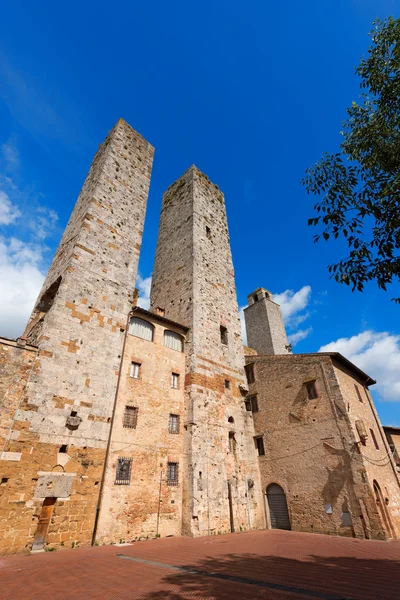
[0,0,399,424]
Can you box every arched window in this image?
[164,330,183,352]
[128,317,154,341]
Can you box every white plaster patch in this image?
[0,451,22,461]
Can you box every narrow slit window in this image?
[370,429,379,450]
[130,362,141,378]
[224,379,231,390]
[220,326,228,345]
[169,414,180,434]
[115,457,132,485]
[354,384,363,402]
[171,372,179,389]
[123,406,138,429]
[254,436,265,456]
[244,363,255,384]
[167,462,179,486]
[305,381,318,400]
[249,395,258,412]
[229,432,236,454]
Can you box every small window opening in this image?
[123,406,138,429]
[246,395,258,412]
[254,436,265,456]
[70,411,77,417]
[253,294,258,303]
[169,414,180,434]
[167,462,179,486]
[354,384,363,402]
[206,226,211,239]
[115,457,132,485]
[305,381,318,400]
[220,326,228,345]
[1,478,9,486]
[59,445,68,453]
[228,416,234,424]
[370,429,380,450]
[245,363,255,384]
[130,362,140,378]
[225,379,231,389]
[229,432,237,454]
[35,276,62,313]
[171,372,179,389]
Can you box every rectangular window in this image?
[305,381,318,400]
[167,462,179,486]
[220,326,228,345]
[130,362,140,378]
[354,384,363,402]
[370,429,380,450]
[115,457,132,485]
[171,372,179,389]
[224,379,231,389]
[244,363,255,384]
[169,414,180,434]
[249,395,258,412]
[254,436,265,456]
[123,406,138,429]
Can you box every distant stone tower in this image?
[244,287,290,355]
[0,119,154,554]
[150,166,265,536]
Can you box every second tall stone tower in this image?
[150,166,264,536]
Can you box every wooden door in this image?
[32,498,56,550]
[267,484,291,530]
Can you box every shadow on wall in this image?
[125,547,400,600]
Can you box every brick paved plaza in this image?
[1,530,399,600]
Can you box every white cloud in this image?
[319,331,400,402]
[273,286,312,323]
[273,285,313,346]
[29,206,59,240]
[289,327,313,346]
[136,274,152,309]
[0,190,20,225]
[0,237,45,338]
[1,139,19,171]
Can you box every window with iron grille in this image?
[169,414,180,434]
[354,384,363,402]
[130,361,140,378]
[167,462,179,485]
[305,380,318,400]
[244,363,255,384]
[254,436,265,456]
[123,406,138,429]
[115,457,132,485]
[171,372,179,389]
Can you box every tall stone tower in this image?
[244,287,290,355]
[150,166,264,536]
[0,119,154,554]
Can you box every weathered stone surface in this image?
[244,288,290,355]
[150,166,265,537]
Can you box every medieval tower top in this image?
[244,287,290,355]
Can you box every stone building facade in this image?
[0,119,399,554]
[244,293,400,541]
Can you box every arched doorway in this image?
[266,484,291,530]
[373,480,395,538]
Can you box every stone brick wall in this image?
[96,309,187,542]
[246,352,400,540]
[150,166,265,537]
[332,360,400,538]
[0,120,154,554]
[244,288,290,355]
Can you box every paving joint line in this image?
[116,553,354,600]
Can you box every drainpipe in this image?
[91,310,132,545]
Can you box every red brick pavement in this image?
[1,530,399,600]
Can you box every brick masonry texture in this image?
[244,352,400,540]
[0,120,154,554]
[150,166,265,537]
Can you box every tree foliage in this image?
[302,17,400,302]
